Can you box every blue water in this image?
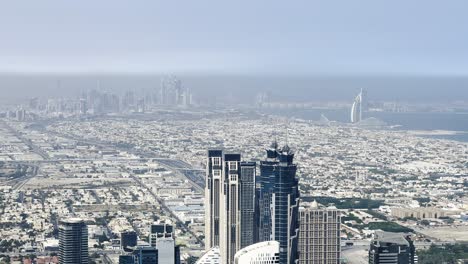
[263,108,468,142]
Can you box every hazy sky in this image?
[1,0,467,75]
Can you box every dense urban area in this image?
[0,87,467,264]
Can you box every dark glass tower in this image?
[120,230,137,252]
[239,161,256,249]
[59,218,89,264]
[369,231,416,264]
[258,142,300,264]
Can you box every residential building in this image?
[58,218,88,264]
[299,202,341,264]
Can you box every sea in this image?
[263,108,468,142]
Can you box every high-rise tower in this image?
[59,218,88,264]
[239,162,256,249]
[351,88,366,123]
[299,202,341,264]
[258,142,300,264]
[205,150,257,264]
[206,150,223,250]
[369,231,416,264]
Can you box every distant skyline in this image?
[1,0,468,75]
[1,74,468,103]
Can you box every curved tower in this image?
[351,89,364,123]
[234,241,280,264]
[197,247,222,264]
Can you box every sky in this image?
[0,0,468,75]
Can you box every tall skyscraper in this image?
[58,218,88,264]
[205,150,223,250]
[239,162,256,249]
[205,150,257,264]
[299,202,341,264]
[149,223,177,264]
[351,88,365,123]
[369,231,416,264]
[258,142,300,264]
[219,152,241,264]
[234,241,280,264]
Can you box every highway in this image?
[130,175,205,246]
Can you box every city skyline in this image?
[1,1,467,263]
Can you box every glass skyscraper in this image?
[258,142,300,264]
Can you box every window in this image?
[230,174,238,181]
[213,170,221,177]
[229,161,238,171]
[213,157,221,166]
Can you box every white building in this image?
[197,247,222,264]
[233,241,280,264]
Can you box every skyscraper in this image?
[369,231,416,264]
[299,202,341,264]
[239,162,256,249]
[58,218,88,264]
[205,150,257,264]
[258,142,300,264]
[234,241,280,264]
[149,223,177,264]
[206,150,223,250]
[219,153,241,264]
[351,88,366,123]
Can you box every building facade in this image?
[391,207,454,220]
[299,204,341,264]
[206,150,223,250]
[369,231,416,264]
[205,150,257,264]
[121,230,138,251]
[258,142,300,264]
[149,223,177,264]
[58,218,88,264]
[239,162,256,249]
[134,247,159,264]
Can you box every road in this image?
[38,127,206,191]
[130,175,205,246]
[1,120,50,160]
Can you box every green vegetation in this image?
[418,244,468,264]
[302,196,384,209]
[366,222,413,233]
[414,197,431,206]
[366,210,388,220]
[341,213,363,224]
[0,239,25,253]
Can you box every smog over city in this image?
[0,1,467,264]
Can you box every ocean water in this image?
[264,108,468,142]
